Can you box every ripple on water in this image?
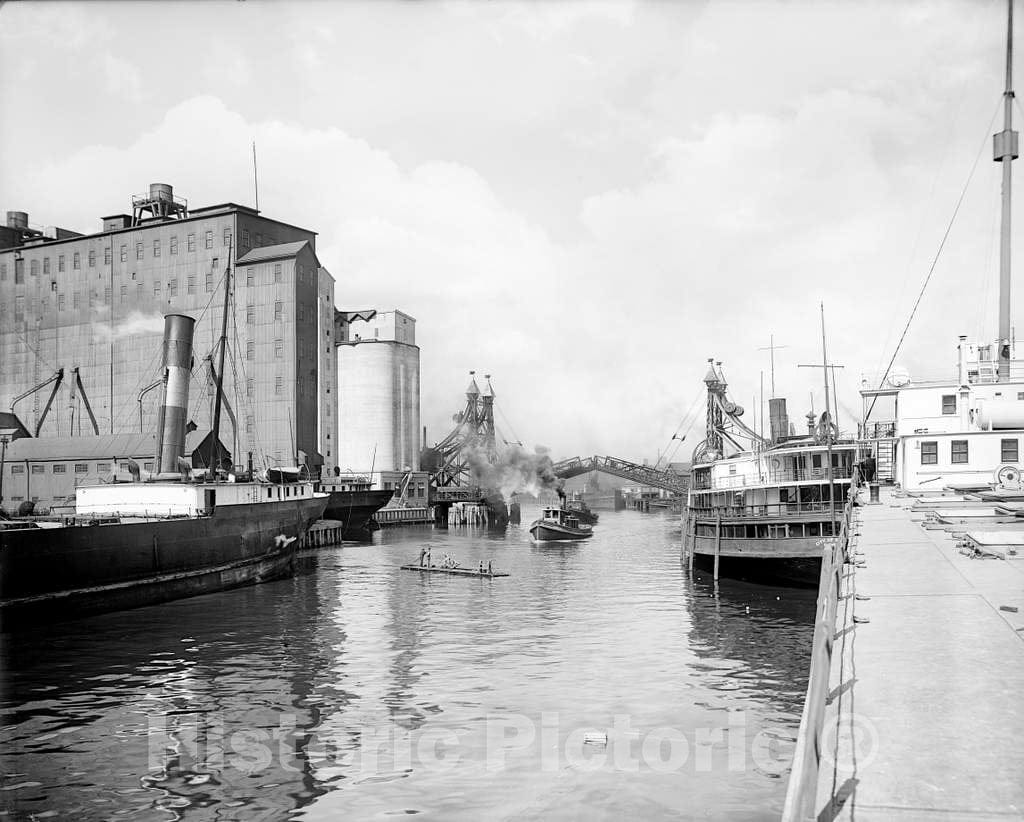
[0,506,813,821]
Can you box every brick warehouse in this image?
[0,184,338,477]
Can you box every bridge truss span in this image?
[552,455,689,495]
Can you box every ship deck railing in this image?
[781,468,860,821]
[688,499,851,519]
[690,466,856,490]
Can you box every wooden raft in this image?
[400,564,509,578]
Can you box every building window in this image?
[246,341,255,360]
[951,440,969,464]
[245,415,254,434]
[223,228,232,247]
[104,246,112,265]
[246,268,254,287]
[275,376,283,395]
[73,252,81,269]
[154,239,161,257]
[1002,439,1019,463]
[120,244,127,262]
[58,255,65,272]
[246,378,255,397]
[134,242,142,260]
[144,463,153,472]
[206,273,214,292]
[120,285,127,303]
[97,463,111,474]
[941,395,956,415]
[58,293,65,311]
[11,464,24,474]
[31,465,44,475]
[274,339,283,359]
[137,282,144,299]
[43,257,50,275]
[88,290,96,307]
[74,463,88,474]
[246,304,255,324]
[73,292,81,309]
[187,276,196,295]
[53,464,66,473]
[168,279,177,297]
[154,281,161,297]
[274,301,283,321]
[187,233,196,252]
[205,230,213,249]
[921,441,938,465]
[104,287,111,304]
[242,228,250,246]
[273,263,282,282]
[212,257,219,269]
[170,236,178,255]
[86,249,94,268]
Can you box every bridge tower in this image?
[431,371,498,488]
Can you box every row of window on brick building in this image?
[919,438,1019,465]
[3,264,310,326]
[0,228,244,283]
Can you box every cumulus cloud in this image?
[0,1,1017,461]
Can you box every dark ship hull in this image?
[321,488,394,537]
[0,495,327,628]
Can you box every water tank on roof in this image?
[150,183,174,203]
[6,211,28,229]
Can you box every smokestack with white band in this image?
[154,314,196,475]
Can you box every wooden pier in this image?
[400,564,509,578]
[374,506,433,527]
[298,520,345,548]
[783,487,1024,820]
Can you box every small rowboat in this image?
[529,506,594,541]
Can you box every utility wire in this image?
[867,101,1000,420]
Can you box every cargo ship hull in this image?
[0,495,327,627]
[321,488,394,537]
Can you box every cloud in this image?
[103,53,145,104]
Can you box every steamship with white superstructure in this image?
[0,313,328,626]
[684,360,862,586]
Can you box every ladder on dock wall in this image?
[874,439,895,482]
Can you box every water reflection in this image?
[0,507,814,820]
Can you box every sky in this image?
[0,0,1019,464]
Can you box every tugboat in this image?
[529,505,594,541]
[0,307,328,625]
[564,491,599,525]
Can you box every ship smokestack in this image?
[768,397,789,442]
[154,314,196,475]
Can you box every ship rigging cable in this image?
[868,101,1000,420]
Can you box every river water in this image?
[0,504,815,821]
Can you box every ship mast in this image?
[210,244,232,475]
[997,0,1018,379]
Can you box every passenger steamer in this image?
[684,360,860,586]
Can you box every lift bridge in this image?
[429,372,689,503]
[550,455,689,495]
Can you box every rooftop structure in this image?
[0,184,337,476]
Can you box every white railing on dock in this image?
[781,468,860,822]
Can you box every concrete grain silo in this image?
[337,310,420,473]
